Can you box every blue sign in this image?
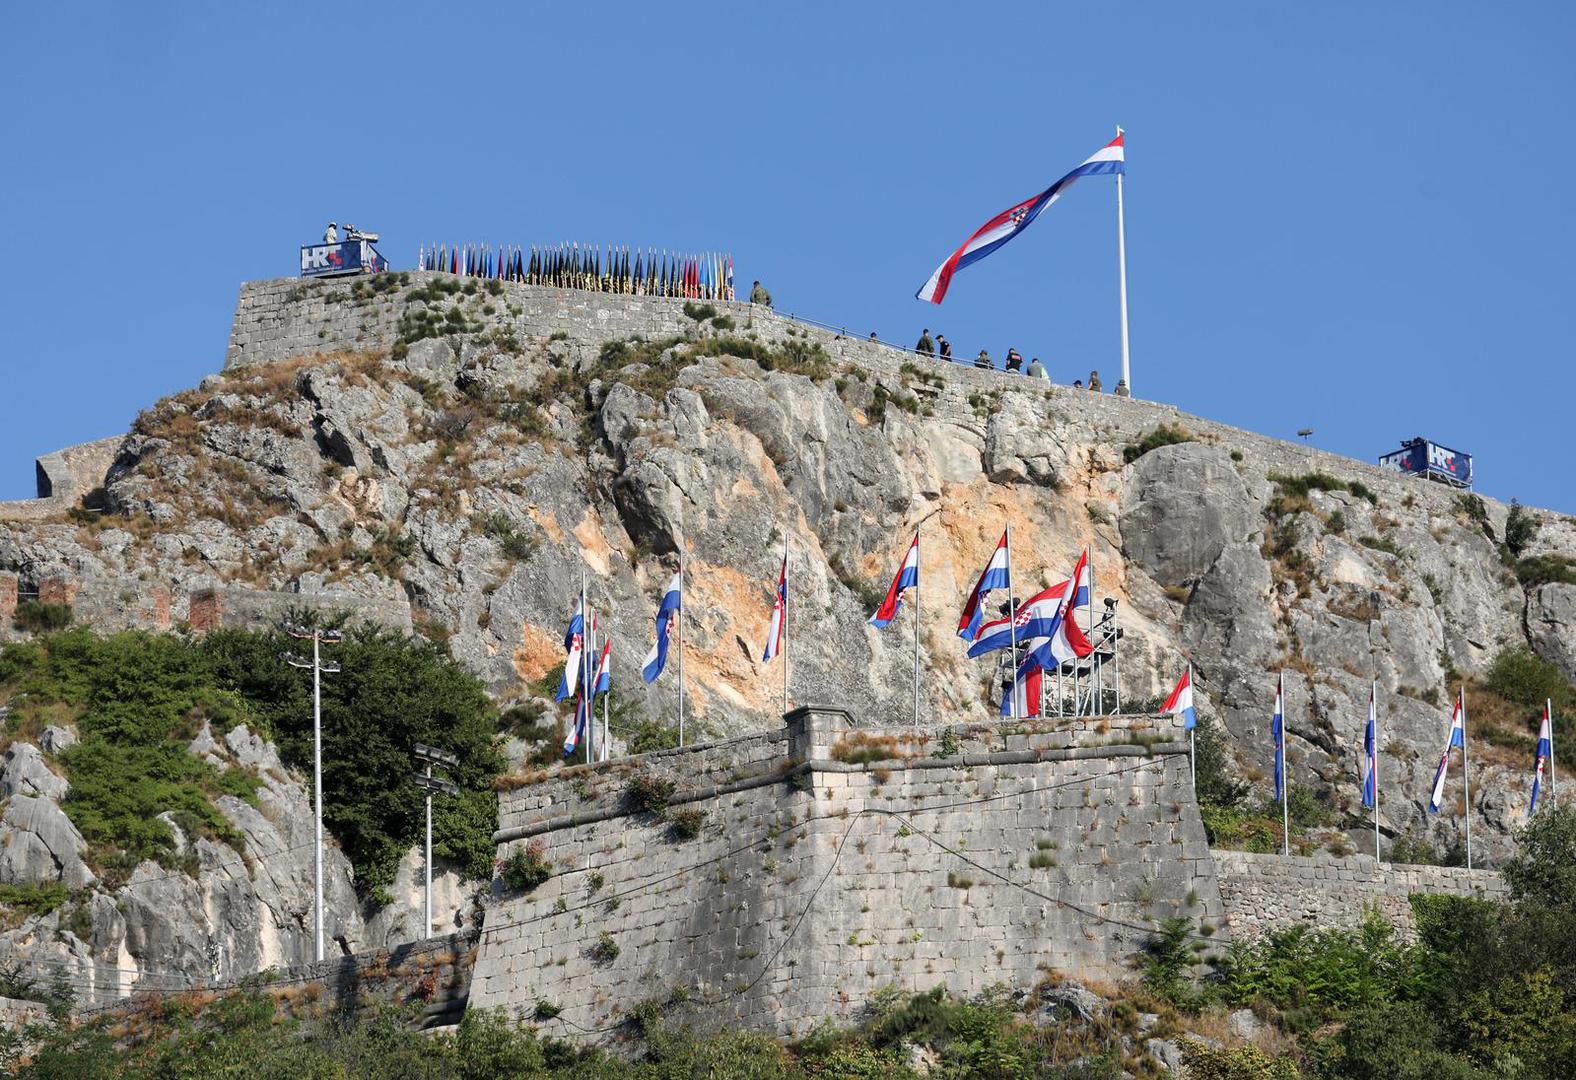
[1379,438,1472,487]
[300,240,387,278]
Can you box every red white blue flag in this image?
[1361,685,1378,809]
[1531,701,1553,813]
[762,552,787,663]
[916,132,1126,304]
[957,531,1011,640]
[1272,675,1286,803]
[869,533,920,629]
[1428,692,1467,813]
[641,571,683,683]
[1162,667,1196,731]
[967,580,1070,657]
[1023,549,1094,670]
[555,602,587,702]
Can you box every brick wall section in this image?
[1212,849,1507,941]
[472,708,1224,1042]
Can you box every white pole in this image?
[423,759,433,939]
[1373,680,1381,863]
[782,535,790,717]
[677,558,686,747]
[1549,697,1557,807]
[312,632,324,963]
[581,570,591,767]
[1005,527,1019,721]
[913,524,922,730]
[1280,671,1290,858]
[1115,125,1131,396]
[1462,687,1473,871]
[1188,664,1196,793]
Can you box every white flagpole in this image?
[677,557,686,748]
[1005,527,1018,721]
[781,534,790,717]
[581,569,591,766]
[913,525,922,731]
[1115,124,1131,396]
[601,652,610,762]
[1373,680,1381,862]
[1462,686,1473,870]
[1188,663,1196,794]
[1280,671,1290,858]
[1550,697,1557,807]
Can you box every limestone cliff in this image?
[1,273,1572,926]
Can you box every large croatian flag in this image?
[1531,702,1553,813]
[957,531,1011,640]
[1023,549,1094,671]
[1428,693,1467,813]
[1162,667,1196,731]
[1361,686,1378,810]
[869,533,920,629]
[967,580,1071,657]
[762,552,787,663]
[916,132,1126,305]
[641,571,683,683]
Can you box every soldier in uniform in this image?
[915,328,934,356]
[975,349,993,370]
[750,280,773,307]
[1088,370,1103,392]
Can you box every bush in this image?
[589,931,620,964]
[0,881,68,918]
[1122,424,1193,463]
[498,839,553,892]
[625,772,676,814]
[1484,646,1574,713]
[12,601,71,633]
[1179,1039,1303,1079]
[666,807,706,840]
[1516,553,1576,588]
[1504,499,1538,557]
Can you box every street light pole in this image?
[412,744,458,940]
[283,624,342,964]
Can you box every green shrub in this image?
[0,881,68,918]
[1179,1038,1303,1079]
[12,601,71,633]
[1516,553,1576,588]
[498,839,552,892]
[470,510,536,560]
[1504,499,1538,557]
[1122,424,1194,463]
[1484,646,1575,713]
[681,301,717,322]
[666,807,706,840]
[624,772,676,814]
[589,931,620,964]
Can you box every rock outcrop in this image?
[1,275,1572,989]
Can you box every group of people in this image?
[415,241,737,300]
[910,329,1121,392]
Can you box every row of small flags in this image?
[1158,666,1561,838]
[416,242,735,300]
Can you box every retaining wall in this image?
[1213,849,1507,941]
[471,707,1224,1041]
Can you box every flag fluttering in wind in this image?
[916,132,1126,305]
[1428,692,1467,813]
[1272,675,1286,803]
[957,531,1011,641]
[869,533,920,629]
[762,552,787,663]
[563,690,591,757]
[1162,667,1196,731]
[1531,701,1554,813]
[555,601,586,702]
[1361,685,1378,810]
[1001,653,1043,718]
[641,571,683,683]
[1022,549,1095,671]
[591,640,611,697]
[968,580,1071,657]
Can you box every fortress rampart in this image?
[470,706,1505,1040]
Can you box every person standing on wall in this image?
[915,328,934,356]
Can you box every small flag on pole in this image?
[1272,675,1286,803]
[957,531,1011,641]
[1428,694,1467,813]
[1361,686,1378,810]
[555,602,586,702]
[1531,701,1553,813]
[762,552,787,662]
[641,571,683,683]
[869,533,920,628]
[1162,667,1196,730]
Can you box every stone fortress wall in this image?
[470,706,1502,1041]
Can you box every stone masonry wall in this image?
[471,707,1226,1041]
[1213,849,1507,941]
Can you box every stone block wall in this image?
[471,708,1224,1041]
[1213,849,1507,941]
[0,435,122,523]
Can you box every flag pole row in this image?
[416,242,735,300]
[1161,668,1561,867]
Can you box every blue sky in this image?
[2,3,1573,510]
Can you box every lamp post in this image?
[412,744,459,939]
[282,623,343,963]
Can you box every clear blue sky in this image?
[3,4,1573,510]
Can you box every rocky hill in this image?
[0,273,1572,999]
